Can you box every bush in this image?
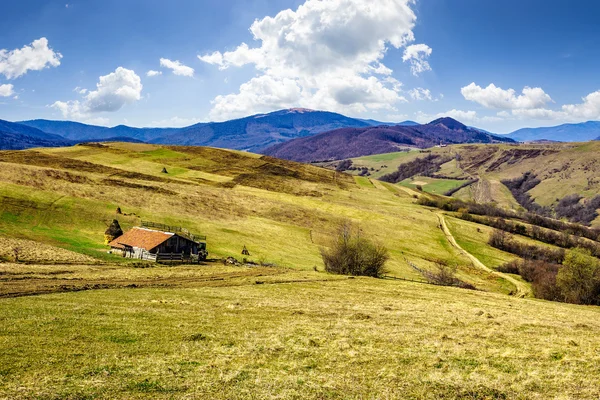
[336,159,353,172]
[488,229,565,264]
[321,222,389,278]
[556,249,600,305]
[498,259,561,301]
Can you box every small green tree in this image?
[556,248,600,305]
[321,221,389,278]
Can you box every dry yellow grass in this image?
[0,265,599,399]
[0,236,97,264]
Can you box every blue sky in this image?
[1,0,600,133]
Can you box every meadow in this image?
[2,265,600,399]
[1,142,600,399]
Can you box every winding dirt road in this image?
[436,213,531,298]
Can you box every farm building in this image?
[108,221,207,263]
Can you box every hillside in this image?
[2,143,600,398]
[343,141,600,225]
[508,120,600,142]
[0,142,520,288]
[262,117,514,162]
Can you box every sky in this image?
[1,0,600,133]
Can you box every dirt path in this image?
[436,213,531,298]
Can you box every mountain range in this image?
[262,117,514,162]
[2,108,600,153]
[508,121,600,142]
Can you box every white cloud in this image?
[0,38,62,80]
[146,70,162,77]
[159,58,194,77]
[402,44,432,76]
[0,84,14,97]
[198,0,426,120]
[458,84,600,122]
[461,82,552,110]
[150,116,205,127]
[52,67,142,119]
[409,87,432,101]
[561,90,600,120]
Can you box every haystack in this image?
[104,219,124,244]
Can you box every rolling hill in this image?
[1,142,600,398]
[342,141,600,226]
[263,117,514,162]
[508,120,600,142]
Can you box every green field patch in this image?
[353,176,374,188]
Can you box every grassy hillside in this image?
[346,142,600,225]
[1,265,600,399]
[2,143,600,398]
[0,142,520,290]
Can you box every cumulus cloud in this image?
[461,83,600,122]
[561,91,600,120]
[159,58,194,77]
[146,70,162,77]
[0,38,62,79]
[461,83,552,110]
[0,84,14,97]
[506,90,600,121]
[402,44,432,76]
[198,0,428,120]
[52,67,142,119]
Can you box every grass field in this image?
[1,265,599,399]
[398,176,468,195]
[0,142,505,284]
[2,143,600,399]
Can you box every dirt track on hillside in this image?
[436,213,531,298]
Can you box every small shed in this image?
[108,225,207,262]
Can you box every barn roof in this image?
[109,227,174,251]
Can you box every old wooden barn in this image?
[108,221,207,263]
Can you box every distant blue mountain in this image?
[152,109,373,152]
[1,108,520,152]
[19,119,179,142]
[0,119,72,150]
[19,109,372,152]
[508,121,600,142]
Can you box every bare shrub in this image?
[321,221,389,278]
[422,262,476,290]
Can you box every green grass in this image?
[1,274,599,399]
[399,176,468,195]
[2,143,600,398]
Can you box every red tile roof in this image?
[109,228,173,251]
